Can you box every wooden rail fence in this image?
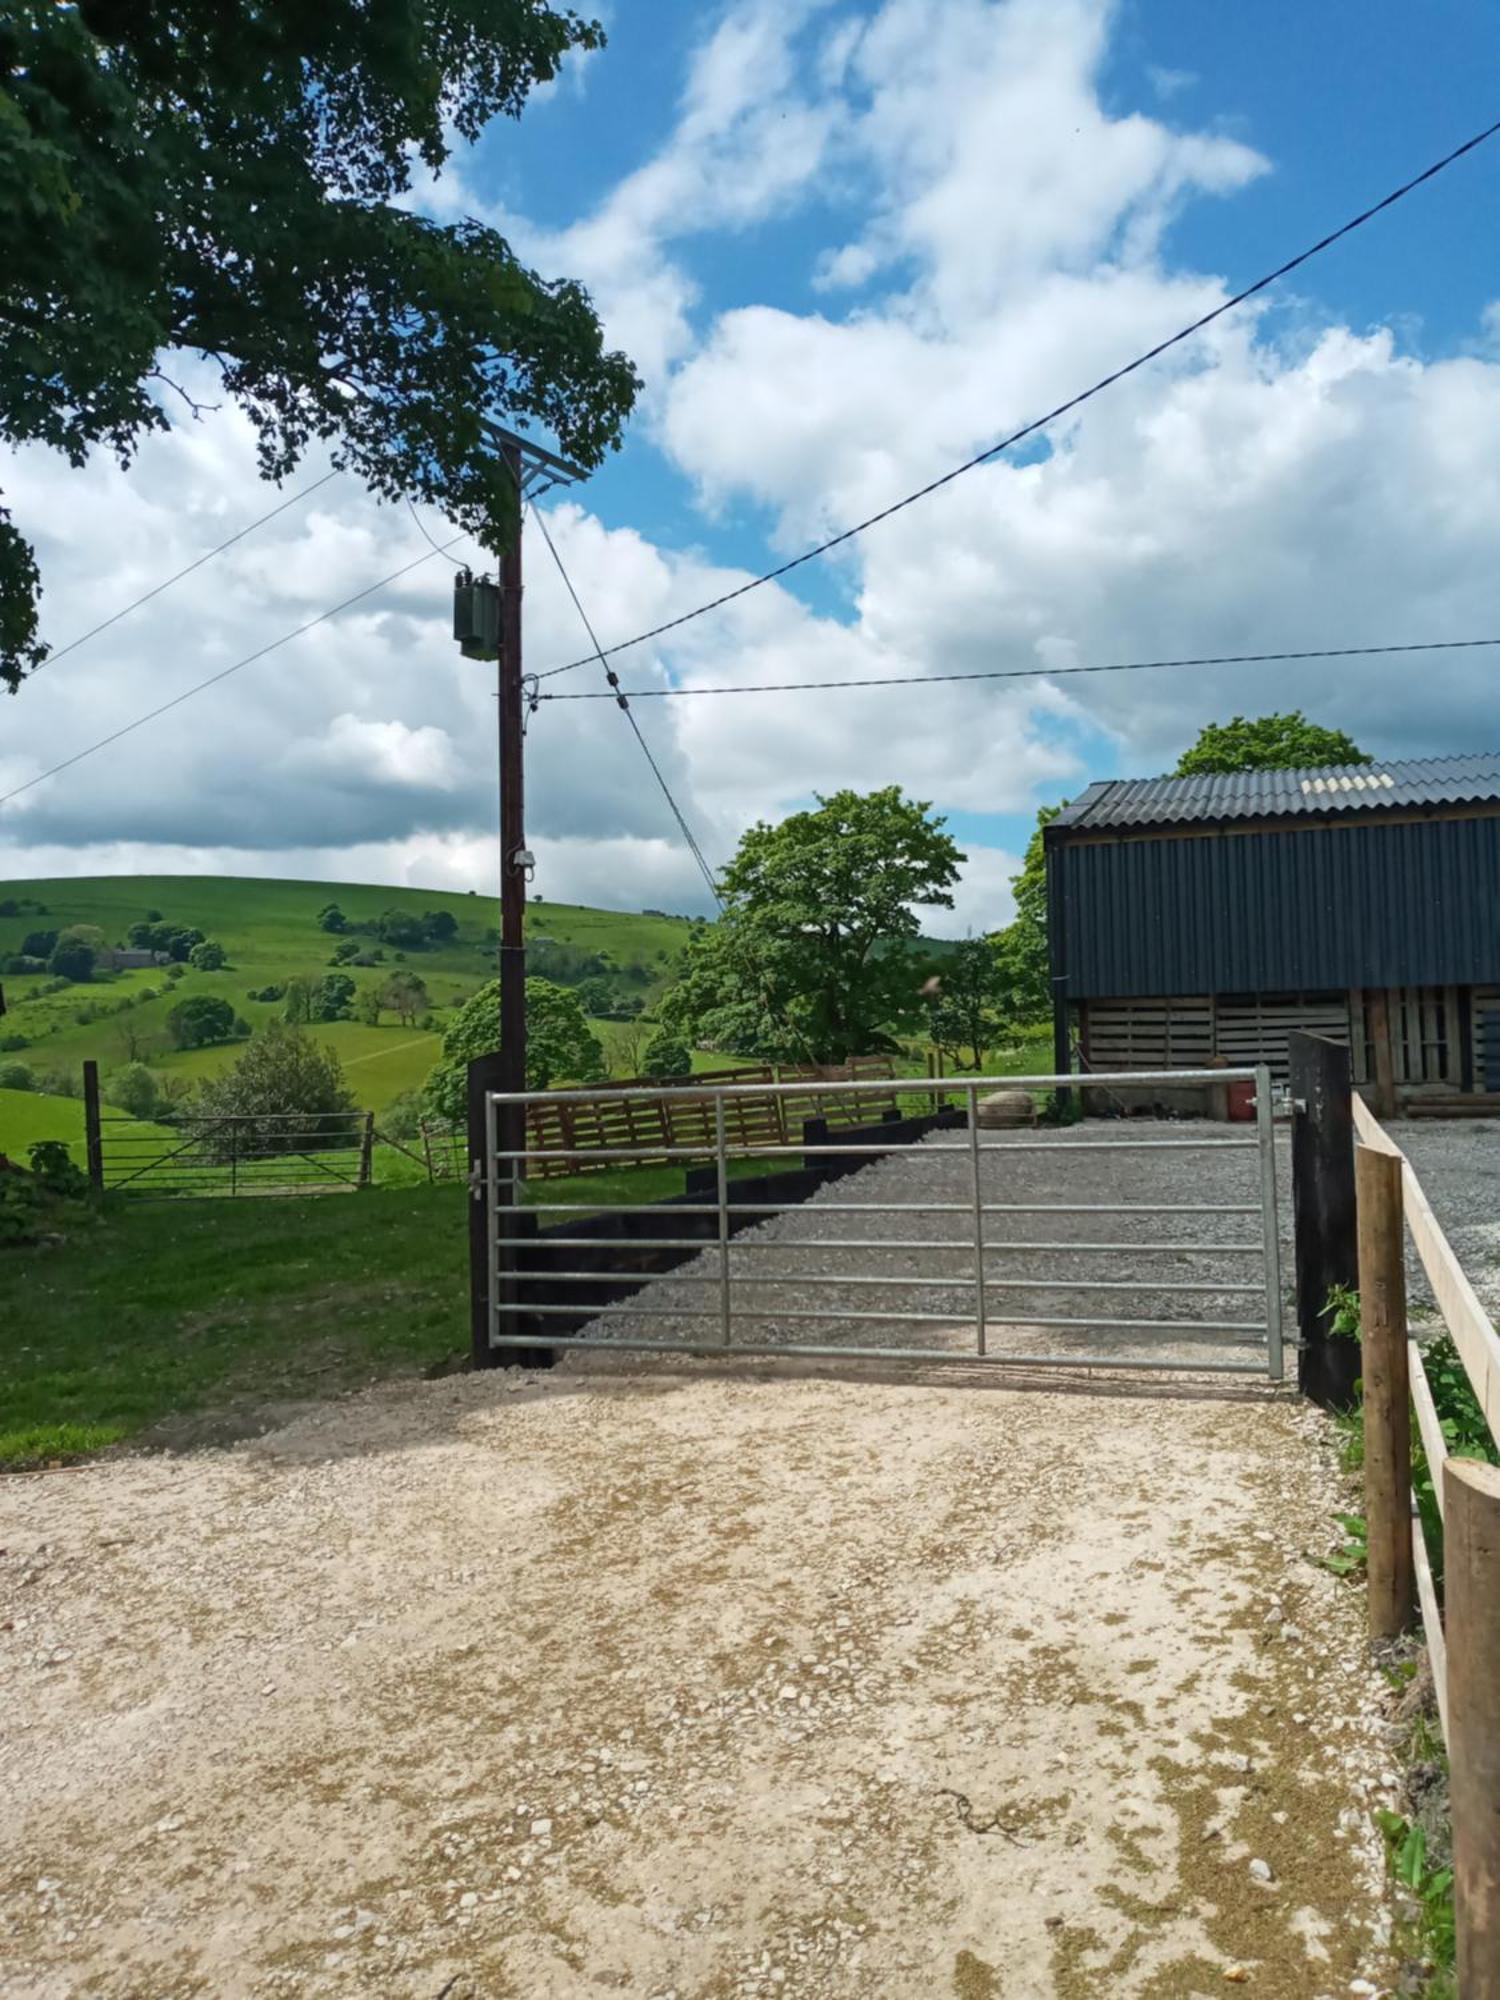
[1352,1093,1500,1996]
[427,1055,908,1181]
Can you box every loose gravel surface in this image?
[1391,1117,1500,1322]
[593,1120,1287,1374]
[3,1365,1398,1997]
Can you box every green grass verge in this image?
[0,1183,473,1467]
[0,1153,791,1467]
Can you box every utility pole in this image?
[496,435,529,1142]
[453,424,584,1368]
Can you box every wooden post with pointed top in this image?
[1356,1143,1413,1640]
[1446,1457,1500,1999]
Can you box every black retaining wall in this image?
[497,1106,964,1345]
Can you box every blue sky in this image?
[4,0,1500,927]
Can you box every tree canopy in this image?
[166,993,236,1048]
[926,936,1013,1072]
[1174,711,1367,775]
[640,1029,692,1079]
[659,787,963,1063]
[0,0,639,690]
[424,977,605,1122]
[991,805,1061,1027]
[379,970,431,1027]
[46,934,96,983]
[192,1023,356,1158]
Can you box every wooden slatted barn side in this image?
[1214,994,1352,1082]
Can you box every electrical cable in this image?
[406,497,471,568]
[36,469,341,671]
[536,634,1500,702]
[530,502,831,1067]
[527,500,723,907]
[0,534,466,810]
[537,116,1500,682]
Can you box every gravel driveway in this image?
[3,1358,1397,1998]
[1390,1117,1500,1322]
[588,1120,1288,1376]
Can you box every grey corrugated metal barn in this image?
[1045,753,1500,1109]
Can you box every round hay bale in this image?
[976,1088,1037,1129]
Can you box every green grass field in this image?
[0,1183,472,1465]
[0,873,696,1114]
[0,1031,1057,1466]
[0,1157,791,1465]
[0,1087,179,1170]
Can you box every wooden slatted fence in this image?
[423,1055,903,1181]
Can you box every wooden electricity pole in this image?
[496,435,529,1136]
[455,425,585,1370]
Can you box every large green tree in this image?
[659,787,964,1063]
[192,1022,356,1158]
[992,805,1061,1027]
[926,935,1013,1073]
[166,993,235,1048]
[0,1,638,689]
[424,976,605,1122]
[1174,711,1367,775]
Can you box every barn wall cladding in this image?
[1048,812,1500,1000]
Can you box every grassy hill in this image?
[0,876,697,1154]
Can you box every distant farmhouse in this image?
[96,947,168,972]
[1045,754,1500,1109]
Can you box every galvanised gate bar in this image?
[483,1068,1285,1380]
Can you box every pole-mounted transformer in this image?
[453,567,501,661]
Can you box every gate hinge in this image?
[467,1159,485,1200]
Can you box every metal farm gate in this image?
[481,1067,1285,1381]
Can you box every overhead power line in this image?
[38,468,340,671]
[536,635,1500,703]
[406,497,471,567]
[527,501,722,906]
[0,535,464,810]
[529,501,829,1070]
[538,115,1500,682]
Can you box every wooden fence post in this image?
[81,1059,104,1198]
[1368,989,1397,1119]
[1289,1032,1359,1408]
[357,1110,375,1189]
[1356,1144,1414,1640]
[1445,1457,1500,1999]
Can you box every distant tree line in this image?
[315,903,458,952]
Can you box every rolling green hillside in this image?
[0,876,696,1150]
[0,1087,178,1170]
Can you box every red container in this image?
[1226,1078,1257,1122]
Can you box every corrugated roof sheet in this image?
[1052,752,1500,832]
